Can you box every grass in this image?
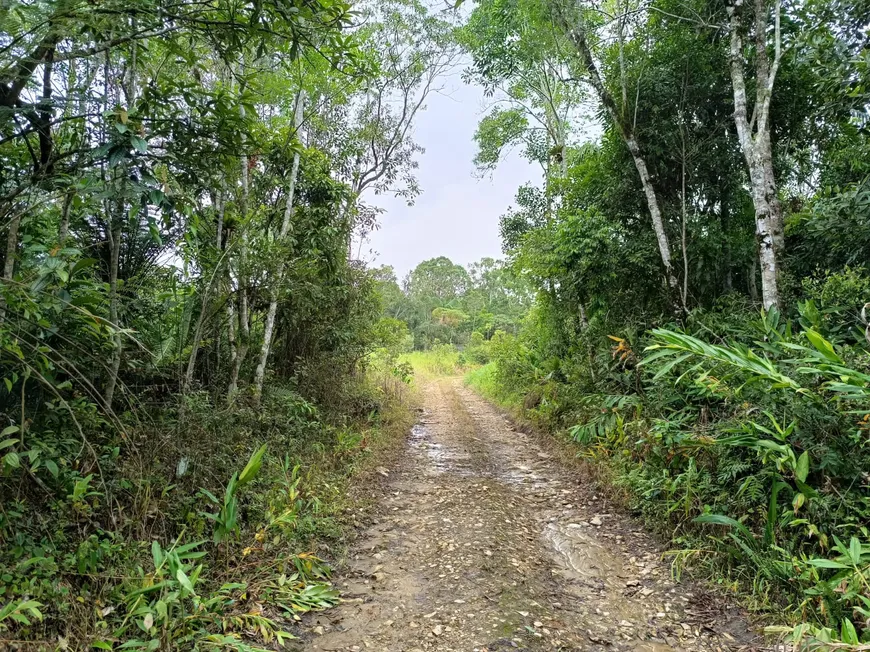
[399,345,468,378]
[465,361,524,410]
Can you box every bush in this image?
[0,376,409,648]
[473,300,870,642]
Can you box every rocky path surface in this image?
[304,378,759,651]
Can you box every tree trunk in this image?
[550,0,683,313]
[720,188,733,291]
[726,0,782,310]
[104,220,123,408]
[228,83,252,400]
[58,190,73,245]
[579,301,595,383]
[0,208,22,323]
[227,283,249,397]
[184,194,226,392]
[253,92,305,403]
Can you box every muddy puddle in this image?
[409,421,470,475]
[544,521,625,583]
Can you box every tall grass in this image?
[400,343,467,378]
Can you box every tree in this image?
[405,256,471,308]
[725,0,785,309]
[547,0,684,311]
[460,0,585,185]
[309,0,461,255]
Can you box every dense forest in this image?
[2,0,870,648]
[453,0,870,648]
[0,0,450,647]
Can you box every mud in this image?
[302,379,759,651]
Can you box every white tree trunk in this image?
[253,92,305,402]
[550,1,683,312]
[0,208,22,323]
[58,191,73,245]
[726,0,782,310]
[227,109,251,399]
[184,193,226,391]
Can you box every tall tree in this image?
[548,0,684,311]
[725,0,785,309]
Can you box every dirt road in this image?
[304,378,758,651]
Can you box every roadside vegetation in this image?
[383,0,870,648]
[0,0,434,647]
[453,0,870,648]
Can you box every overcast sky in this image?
[359,73,541,281]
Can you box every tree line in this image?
[373,255,533,351]
[0,0,454,647]
[460,0,870,645]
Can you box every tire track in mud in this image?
[303,378,759,652]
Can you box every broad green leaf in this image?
[806,559,848,569]
[44,459,59,478]
[805,329,841,363]
[151,541,163,569]
[176,568,195,594]
[849,537,862,565]
[795,451,809,483]
[792,492,806,511]
[841,618,859,645]
[237,444,267,486]
[130,135,148,153]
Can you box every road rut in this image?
[304,378,758,651]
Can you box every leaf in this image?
[1,425,20,436]
[91,642,113,650]
[0,438,19,449]
[792,492,806,512]
[130,135,148,153]
[176,568,195,594]
[652,353,693,380]
[237,444,267,486]
[693,513,755,545]
[807,559,849,569]
[841,618,859,645]
[849,537,862,565]
[4,452,20,468]
[805,329,841,363]
[44,459,59,478]
[795,451,809,483]
[151,541,163,569]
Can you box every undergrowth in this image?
[466,297,870,649]
[399,343,469,378]
[0,374,414,650]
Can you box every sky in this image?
[358,73,541,281]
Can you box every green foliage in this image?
[0,0,431,645]
[200,446,267,544]
[400,344,468,377]
[382,256,532,351]
[477,297,870,640]
[457,0,870,645]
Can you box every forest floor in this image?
[299,378,762,651]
